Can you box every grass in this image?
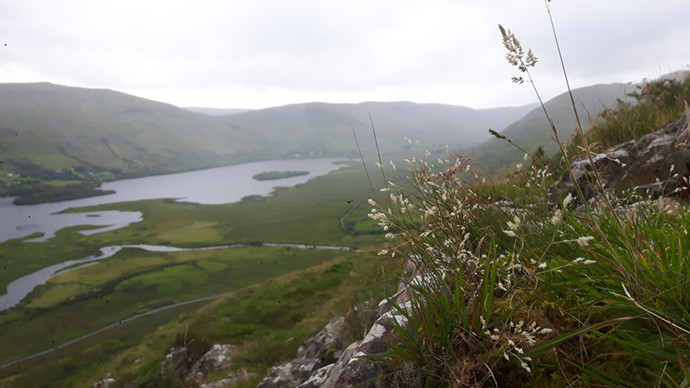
[2,250,400,388]
[363,6,690,387]
[0,163,398,387]
[583,74,690,151]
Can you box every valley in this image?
[0,163,396,387]
[0,78,651,386]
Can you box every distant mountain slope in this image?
[0,83,535,178]
[184,107,253,116]
[220,101,537,158]
[0,83,264,175]
[472,82,635,169]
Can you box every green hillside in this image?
[0,83,264,176]
[472,82,634,169]
[220,101,536,158]
[0,84,534,177]
[0,84,538,203]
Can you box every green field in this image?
[0,164,397,387]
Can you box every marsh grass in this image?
[367,2,690,386]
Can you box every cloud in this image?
[1,0,688,109]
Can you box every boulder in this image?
[91,378,116,388]
[297,316,346,360]
[190,344,238,384]
[550,109,690,204]
[256,358,322,388]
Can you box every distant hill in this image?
[471,82,635,169]
[220,101,537,159]
[0,83,265,175]
[0,84,535,177]
[184,107,253,116]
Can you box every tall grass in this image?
[585,74,690,150]
[366,2,690,386]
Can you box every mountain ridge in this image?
[0,83,535,177]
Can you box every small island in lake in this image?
[252,170,310,181]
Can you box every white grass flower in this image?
[576,236,594,247]
[389,160,397,170]
[520,361,532,373]
[516,163,523,171]
[523,153,529,162]
[378,249,389,256]
[504,230,517,237]
[368,199,377,206]
[563,193,574,208]
[538,262,547,269]
[374,162,383,168]
[583,260,597,265]
[506,215,521,231]
[404,136,413,145]
[551,209,562,226]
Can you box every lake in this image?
[0,159,344,243]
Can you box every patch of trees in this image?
[9,182,115,205]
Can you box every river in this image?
[0,159,344,243]
[0,242,358,312]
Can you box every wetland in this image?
[0,161,393,387]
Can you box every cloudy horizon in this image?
[1,0,688,110]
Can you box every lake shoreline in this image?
[0,159,346,243]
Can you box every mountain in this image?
[220,101,537,159]
[0,83,264,175]
[0,83,535,178]
[471,82,635,169]
[184,107,253,116]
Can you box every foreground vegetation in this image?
[364,14,690,387]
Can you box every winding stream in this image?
[0,243,358,312]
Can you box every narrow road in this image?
[0,293,231,369]
[0,243,362,369]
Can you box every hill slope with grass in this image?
[0,83,265,175]
[1,83,534,177]
[219,101,537,158]
[472,82,634,169]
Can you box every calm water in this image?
[0,159,343,243]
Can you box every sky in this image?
[1,0,689,110]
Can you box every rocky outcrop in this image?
[154,343,254,388]
[91,378,116,388]
[257,280,415,388]
[550,108,690,204]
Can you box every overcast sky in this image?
[1,0,688,110]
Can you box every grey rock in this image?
[191,344,238,384]
[297,364,334,388]
[550,108,690,204]
[91,378,116,388]
[256,358,322,388]
[297,316,346,360]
